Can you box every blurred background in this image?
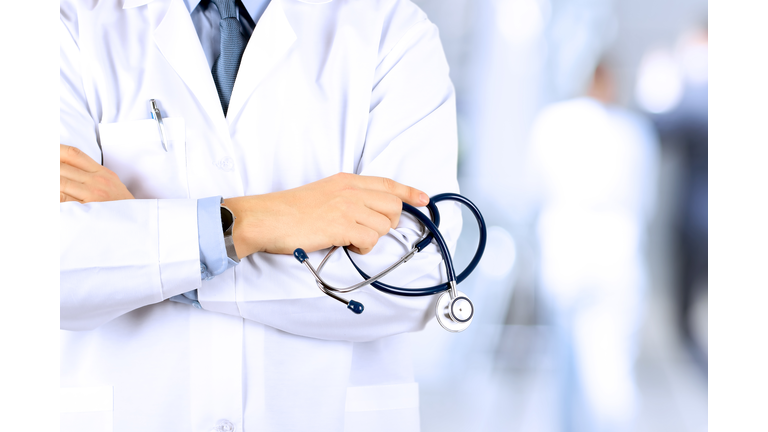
[406,0,708,431]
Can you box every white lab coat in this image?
[59,0,461,430]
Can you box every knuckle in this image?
[376,216,391,235]
[101,166,118,177]
[65,145,82,158]
[93,174,112,187]
[338,199,354,213]
[333,172,352,183]
[390,214,401,229]
[381,177,396,192]
[352,232,375,251]
[389,195,403,212]
[364,230,378,248]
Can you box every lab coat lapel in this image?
[226,0,297,119]
[151,0,230,139]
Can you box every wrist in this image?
[222,196,266,259]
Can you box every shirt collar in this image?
[183,0,268,23]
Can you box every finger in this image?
[60,161,91,183]
[355,189,402,229]
[60,175,93,203]
[351,206,392,238]
[60,144,101,173]
[346,224,379,255]
[60,192,83,204]
[347,245,363,255]
[355,175,429,207]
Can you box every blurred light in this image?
[494,0,550,46]
[635,48,683,113]
[478,226,516,279]
[675,29,709,85]
[679,43,708,84]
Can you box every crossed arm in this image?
[59,143,429,258]
[60,8,460,339]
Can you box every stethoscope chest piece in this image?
[435,290,474,333]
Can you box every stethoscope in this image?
[293,193,486,333]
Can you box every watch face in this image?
[221,207,235,232]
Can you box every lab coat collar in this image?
[148,0,298,128]
[225,0,297,119]
[151,0,231,136]
[130,0,325,125]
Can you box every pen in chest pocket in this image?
[149,99,169,152]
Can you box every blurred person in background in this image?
[527,60,659,432]
[648,24,708,375]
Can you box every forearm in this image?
[60,199,201,330]
[228,207,462,342]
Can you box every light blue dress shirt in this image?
[185,0,272,68]
[169,0,271,309]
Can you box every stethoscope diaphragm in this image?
[435,290,474,333]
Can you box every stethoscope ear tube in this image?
[294,247,366,313]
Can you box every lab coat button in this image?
[216,157,235,172]
[214,419,235,432]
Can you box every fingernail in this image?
[419,193,429,204]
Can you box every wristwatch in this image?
[220,198,241,264]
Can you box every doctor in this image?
[60,0,461,431]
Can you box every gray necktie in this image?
[210,0,248,116]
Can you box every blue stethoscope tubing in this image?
[294,192,487,328]
[343,193,487,297]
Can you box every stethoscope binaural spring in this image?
[293,193,487,333]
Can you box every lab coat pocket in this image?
[60,386,113,432]
[98,118,189,199]
[343,383,420,432]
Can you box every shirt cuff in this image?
[197,195,232,279]
[169,196,239,309]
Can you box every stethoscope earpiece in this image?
[346,300,364,314]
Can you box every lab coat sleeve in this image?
[233,15,463,342]
[59,15,202,331]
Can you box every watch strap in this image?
[223,230,240,264]
[220,198,241,264]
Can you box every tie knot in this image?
[210,0,238,20]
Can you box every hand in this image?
[60,144,135,203]
[223,173,429,258]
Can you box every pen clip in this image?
[150,99,169,152]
